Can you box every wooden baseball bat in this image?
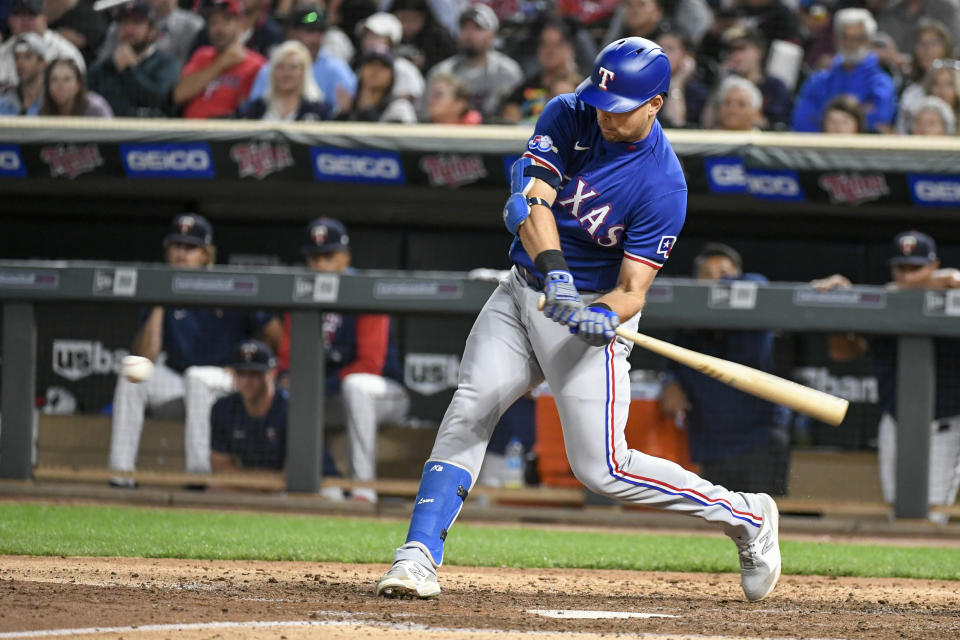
[537,295,849,426]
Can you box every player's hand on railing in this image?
[542,270,583,327]
[810,274,853,291]
[574,305,619,346]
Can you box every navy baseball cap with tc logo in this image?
[231,339,277,371]
[164,213,213,247]
[302,217,350,254]
[889,230,937,266]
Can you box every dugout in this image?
[2,120,960,519]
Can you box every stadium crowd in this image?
[0,0,959,134]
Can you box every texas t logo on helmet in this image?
[597,67,615,90]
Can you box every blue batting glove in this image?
[574,305,619,346]
[542,270,582,327]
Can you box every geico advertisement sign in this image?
[120,143,215,178]
[0,144,26,177]
[745,169,805,202]
[52,339,129,381]
[704,157,747,194]
[908,174,960,206]
[310,147,406,184]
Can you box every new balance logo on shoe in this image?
[429,464,444,472]
[759,531,773,554]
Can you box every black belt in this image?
[514,264,606,295]
[515,265,544,290]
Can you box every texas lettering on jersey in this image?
[509,93,687,291]
[556,177,624,248]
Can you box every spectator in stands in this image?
[898,56,960,133]
[87,0,180,117]
[99,0,204,69]
[657,29,709,128]
[896,20,953,132]
[821,94,866,133]
[604,0,712,46]
[338,46,416,122]
[713,75,763,131]
[236,38,330,120]
[108,213,282,486]
[391,0,456,75]
[908,95,956,135]
[659,243,791,496]
[812,231,960,516]
[0,33,45,114]
[878,0,960,58]
[356,11,423,104]
[737,0,802,46]
[210,339,343,498]
[0,0,84,88]
[718,25,793,130]
[189,0,284,59]
[244,4,356,117]
[173,0,265,118]
[613,0,667,42]
[427,4,521,120]
[791,8,896,133]
[425,70,479,124]
[45,0,106,62]
[497,18,578,125]
[276,217,409,503]
[39,57,112,115]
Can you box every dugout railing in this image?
[1,261,958,520]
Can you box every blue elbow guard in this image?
[509,156,536,196]
[503,192,530,235]
[509,157,560,195]
[404,459,474,567]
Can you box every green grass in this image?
[1,502,958,580]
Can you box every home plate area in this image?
[1,557,958,639]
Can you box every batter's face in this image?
[595,94,663,142]
[306,250,351,273]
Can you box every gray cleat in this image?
[737,493,782,602]
[376,560,441,599]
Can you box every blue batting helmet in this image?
[575,37,671,113]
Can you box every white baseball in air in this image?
[121,355,154,383]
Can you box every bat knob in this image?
[537,294,546,311]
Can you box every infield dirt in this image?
[2,556,958,639]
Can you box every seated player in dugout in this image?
[210,339,341,489]
[108,214,282,486]
[276,217,409,504]
[812,230,960,513]
[659,243,792,496]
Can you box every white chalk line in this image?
[529,609,677,619]
[0,610,850,640]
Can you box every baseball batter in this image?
[376,38,782,602]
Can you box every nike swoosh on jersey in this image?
[574,142,590,151]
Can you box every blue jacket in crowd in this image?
[791,52,896,133]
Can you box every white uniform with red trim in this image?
[416,94,767,543]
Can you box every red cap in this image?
[193,0,242,18]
